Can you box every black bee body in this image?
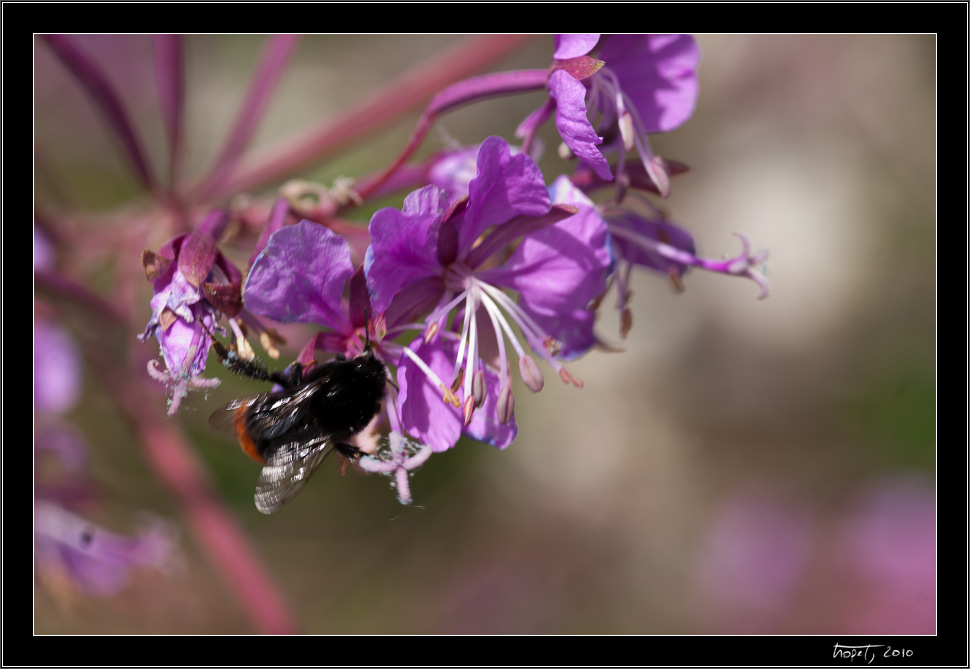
[209,339,387,514]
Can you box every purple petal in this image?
[397,338,463,453]
[598,34,700,133]
[365,186,445,314]
[249,197,292,267]
[461,365,518,449]
[177,229,217,287]
[244,220,353,332]
[461,137,551,256]
[397,337,517,452]
[548,70,612,181]
[553,34,601,60]
[479,178,612,358]
[157,306,212,377]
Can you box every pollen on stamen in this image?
[461,395,475,426]
[619,110,635,151]
[424,321,440,343]
[472,369,487,408]
[518,355,544,392]
[440,384,461,408]
[258,331,281,360]
[452,364,468,393]
[373,312,388,342]
[235,334,256,362]
[497,384,515,425]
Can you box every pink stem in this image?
[198,35,536,200]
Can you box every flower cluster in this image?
[131,34,768,508]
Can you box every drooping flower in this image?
[594,202,769,337]
[366,136,612,448]
[518,34,700,197]
[139,209,241,414]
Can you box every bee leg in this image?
[268,362,304,389]
[210,337,271,382]
[335,442,362,461]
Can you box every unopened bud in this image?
[620,307,633,340]
[646,156,671,199]
[619,111,635,151]
[518,355,545,392]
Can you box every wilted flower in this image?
[139,209,241,414]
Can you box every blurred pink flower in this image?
[829,477,936,634]
[692,486,816,633]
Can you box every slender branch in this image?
[198,35,536,200]
[192,35,302,199]
[41,35,158,195]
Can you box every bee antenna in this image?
[198,319,220,345]
[363,305,373,351]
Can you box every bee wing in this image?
[209,382,324,441]
[253,436,335,514]
[208,394,264,433]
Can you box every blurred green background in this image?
[34,35,935,634]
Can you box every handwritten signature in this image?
[833,644,915,664]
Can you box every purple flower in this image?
[35,319,82,415]
[692,486,817,633]
[365,137,611,447]
[139,209,241,414]
[35,500,176,596]
[832,477,936,634]
[427,144,482,205]
[518,34,700,197]
[594,203,770,336]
